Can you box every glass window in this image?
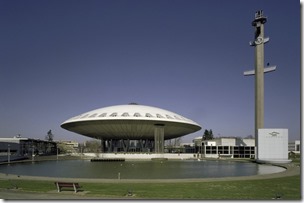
[145,113,153,117]
[166,115,173,119]
[109,113,117,117]
[156,114,164,118]
[134,113,141,117]
[98,113,107,117]
[89,113,98,118]
[121,112,129,117]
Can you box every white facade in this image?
[0,137,29,143]
[215,138,236,146]
[257,129,291,163]
[205,141,217,146]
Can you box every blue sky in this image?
[0,0,301,143]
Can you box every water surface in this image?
[1,159,285,179]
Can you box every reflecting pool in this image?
[0,159,285,179]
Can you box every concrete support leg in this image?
[100,139,105,153]
[138,139,142,152]
[108,139,113,153]
[154,124,165,154]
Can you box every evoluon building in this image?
[61,103,202,153]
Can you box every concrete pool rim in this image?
[0,155,299,183]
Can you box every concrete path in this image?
[0,189,101,200]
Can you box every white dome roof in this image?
[62,104,198,125]
[61,104,202,140]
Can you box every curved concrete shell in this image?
[61,104,202,140]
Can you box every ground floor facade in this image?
[99,139,155,153]
[193,137,256,159]
[198,145,255,158]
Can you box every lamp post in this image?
[32,145,35,162]
[56,146,59,160]
[7,144,10,164]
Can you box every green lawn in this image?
[0,175,301,200]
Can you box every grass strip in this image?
[0,175,300,200]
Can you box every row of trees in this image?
[201,129,254,140]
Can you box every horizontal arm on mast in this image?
[243,65,276,76]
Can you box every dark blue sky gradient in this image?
[0,0,301,143]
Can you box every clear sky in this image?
[0,0,301,143]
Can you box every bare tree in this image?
[84,140,101,153]
[173,137,181,146]
[45,130,54,142]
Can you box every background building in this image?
[56,140,79,154]
[0,136,57,162]
[193,137,255,159]
[289,140,300,154]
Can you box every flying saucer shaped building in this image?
[61,103,202,153]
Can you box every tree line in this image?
[202,129,213,140]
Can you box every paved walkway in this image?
[0,189,101,200]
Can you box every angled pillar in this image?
[122,139,130,152]
[108,139,113,153]
[139,139,143,152]
[154,124,165,154]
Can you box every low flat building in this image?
[0,136,57,162]
[193,137,255,159]
[56,140,79,153]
